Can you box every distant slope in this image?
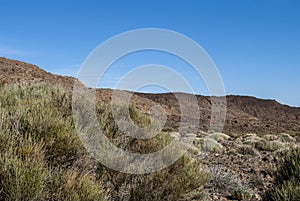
[0,57,77,89]
[124,92,300,134]
[1,57,299,135]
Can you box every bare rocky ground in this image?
[192,131,300,200]
[1,57,300,200]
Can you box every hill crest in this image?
[1,57,299,134]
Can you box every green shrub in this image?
[0,135,48,201]
[263,148,300,201]
[98,155,208,201]
[264,140,286,152]
[0,83,107,200]
[0,83,84,167]
[0,83,208,200]
[267,179,300,201]
[49,169,107,201]
[231,187,252,200]
[274,147,300,184]
[94,104,208,200]
[278,133,295,143]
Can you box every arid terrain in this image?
[2,57,300,135]
[1,57,300,200]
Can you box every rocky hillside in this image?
[1,57,300,200]
[1,57,300,135]
[0,57,77,90]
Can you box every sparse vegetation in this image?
[207,132,230,142]
[264,140,286,152]
[104,156,208,201]
[0,83,208,201]
[263,147,300,201]
[278,133,295,143]
[231,187,252,200]
[1,58,300,200]
[200,137,224,153]
[205,165,251,197]
[236,144,260,156]
[240,134,269,152]
[0,83,107,200]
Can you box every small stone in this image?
[212,194,218,200]
[252,193,261,200]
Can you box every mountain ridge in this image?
[1,57,299,135]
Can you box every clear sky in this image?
[1,0,300,106]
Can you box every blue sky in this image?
[0,0,300,106]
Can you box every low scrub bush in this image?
[278,133,295,143]
[231,187,252,200]
[205,165,252,199]
[207,132,230,142]
[201,138,223,152]
[95,103,208,200]
[264,140,286,152]
[0,135,48,201]
[49,169,107,201]
[98,155,208,201]
[0,83,107,200]
[263,148,300,201]
[0,83,208,200]
[236,145,260,156]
